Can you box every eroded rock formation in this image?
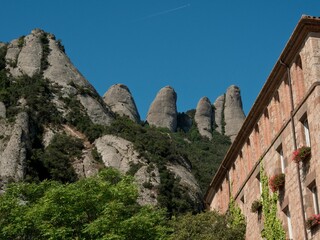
[146,86,177,132]
[0,112,29,181]
[213,95,225,134]
[103,84,140,123]
[195,97,213,140]
[5,29,114,126]
[224,85,246,141]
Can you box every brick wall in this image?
[207,19,320,240]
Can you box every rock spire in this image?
[195,97,213,140]
[103,84,140,123]
[146,86,177,132]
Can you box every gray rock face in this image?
[73,149,100,179]
[78,95,113,126]
[5,39,22,76]
[224,85,245,141]
[146,86,177,132]
[213,95,225,134]
[195,97,213,140]
[16,33,42,77]
[103,84,140,123]
[0,112,29,181]
[5,29,114,126]
[43,37,90,88]
[94,135,160,206]
[166,163,202,206]
[0,102,6,119]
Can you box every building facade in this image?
[205,16,320,240]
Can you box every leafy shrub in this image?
[39,33,51,72]
[169,211,245,240]
[26,134,82,183]
[17,35,25,48]
[0,44,7,70]
[251,199,262,213]
[0,168,171,240]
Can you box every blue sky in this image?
[1,1,320,119]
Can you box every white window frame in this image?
[257,173,262,195]
[285,208,294,240]
[303,118,311,147]
[279,148,285,174]
[311,185,319,215]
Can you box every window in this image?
[303,118,311,147]
[240,194,245,204]
[277,145,285,174]
[311,185,319,214]
[257,173,262,195]
[284,207,294,240]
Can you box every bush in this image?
[169,211,245,240]
[251,199,262,213]
[0,169,171,240]
[26,134,82,183]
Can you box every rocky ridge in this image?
[0,29,245,210]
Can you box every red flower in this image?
[292,146,311,163]
[306,214,320,229]
[269,174,285,192]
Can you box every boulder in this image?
[195,97,213,139]
[146,86,177,132]
[224,85,246,141]
[103,84,140,123]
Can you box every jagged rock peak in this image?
[146,86,177,132]
[195,97,213,140]
[4,29,114,126]
[103,84,140,123]
[213,94,225,134]
[224,85,245,142]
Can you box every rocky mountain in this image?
[0,29,244,215]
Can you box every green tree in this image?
[169,211,245,240]
[0,168,170,240]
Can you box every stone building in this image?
[205,16,320,240]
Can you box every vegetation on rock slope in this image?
[0,69,231,216]
[0,33,243,238]
[0,168,245,240]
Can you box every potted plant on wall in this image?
[306,214,320,229]
[292,146,311,163]
[251,199,262,213]
[269,173,285,192]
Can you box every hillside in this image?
[0,29,244,216]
